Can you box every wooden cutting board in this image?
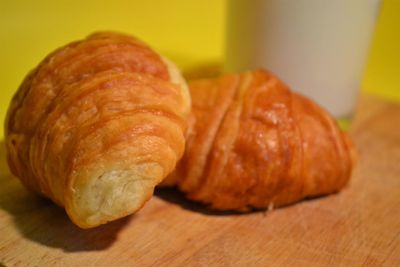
[0,95,399,266]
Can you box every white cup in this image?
[225,0,381,117]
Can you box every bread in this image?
[164,69,355,211]
[5,32,190,228]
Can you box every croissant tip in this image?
[65,167,161,228]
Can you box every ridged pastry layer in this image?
[5,32,189,228]
[165,69,355,211]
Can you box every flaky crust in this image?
[5,32,189,228]
[165,69,355,211]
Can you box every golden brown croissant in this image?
[164,69,355,211]
[5,32,190,228]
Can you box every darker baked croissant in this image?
[5,32,190,228]
[164,69,355,211]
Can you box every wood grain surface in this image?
[0,95,399,267]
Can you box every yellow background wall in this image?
[0,0,399,139]
[363,0,400,101]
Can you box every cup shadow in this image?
[0,140,131,252]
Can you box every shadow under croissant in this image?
[154,181,339,216]
[154,187,249,216]
[0,140,131,252]
[154,186,333,217]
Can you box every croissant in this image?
[5,32,190,228]
[164,69,355,211]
